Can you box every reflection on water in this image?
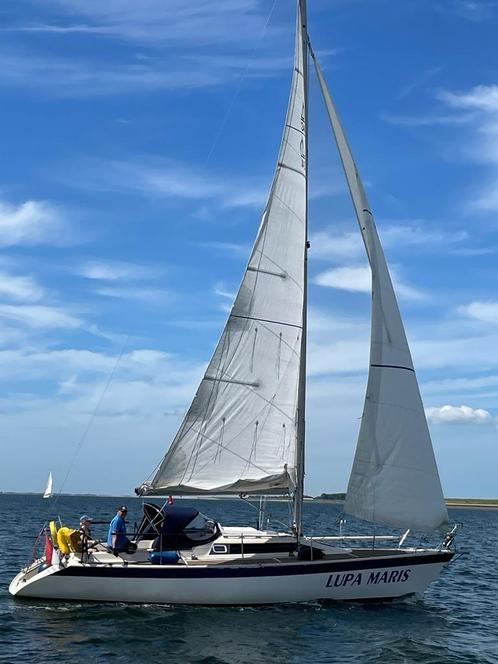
[1,495,497,664]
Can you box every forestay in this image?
[139,7,307,496]
[312,52,448,531]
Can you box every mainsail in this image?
[139,5,307,496]
[43,472,53,499]
[312,52,448,531]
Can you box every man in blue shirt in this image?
[107,506,131,554]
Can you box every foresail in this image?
[312,51,448,531]
[43,472,53,498]
[140,7,307,497]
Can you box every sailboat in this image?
[9,0,456,604]
[42,472,53,499]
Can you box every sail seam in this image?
[185,422,290,477]
[232,314,302,329]
[285,123,305,135]
[370,364,414,372]
[271,191,305,227]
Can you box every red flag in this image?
[44,532,54,565]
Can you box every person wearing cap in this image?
[79,515,93,538]
[107,506,132,555]
[79,515,95,561]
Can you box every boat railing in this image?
[303,535,399,542]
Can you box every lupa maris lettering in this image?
[326,569,411,588]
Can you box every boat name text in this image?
[326,569,411,588]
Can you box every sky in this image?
[1,0,498,498]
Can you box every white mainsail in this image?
[43,472,53,499]
[140,5,307,496]
[312,52,448,531]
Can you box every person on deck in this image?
[79,515,95,560]
[79,515,93,538]
[107,506,134,555]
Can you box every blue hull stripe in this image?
[56,551,453,580]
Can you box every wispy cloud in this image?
[381,111,473,127]
[384,82,498,213]
[314,265,371,293]
[95,286,172,305]
[0,304,82,330]
[459,300,498,324]
[0,271,45,302]
[11,0,281,48]
[397,66,444,100]
[199,241,251,258]
[310,224,468,262]
[0,1,290,97]
[425,403,494,424]
[450,0,498,22]
[213,281,236,300]
[314,264,425,300]
[66,158,267,210]
[74,259,162,281]
[0,199,71,247]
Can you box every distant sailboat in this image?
[43,472,53,499]
[10,0,457,605]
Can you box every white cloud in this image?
[0,50,276,97]
[451,1,498,21]
[425,404,494,425]
[314,265,371,293]
[310,224,468,262]
[0,199,69,247]
[432,84,498,211]
[0,304,82,329]
[75,259,161,281]
[310,231,363,262]
[0,1,289,96]
[199,241,250,258]
[19,0,280,48]
[213,281,236,300]
[438,85,498,113]
[381,112,472,127]
[381,82,498,212]
[0,347,196,381]
[0,271,45,302]
[96,286,171,304]
[459,300,498,324]
[68,158,267,210]
[313,264,424,300]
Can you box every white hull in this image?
[9,549,452,605]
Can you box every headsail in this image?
[139,4,307,497]
[43,472,53,499]
[311,51,448,531]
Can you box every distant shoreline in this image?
[312,498,498,509]
[1,491,498,508]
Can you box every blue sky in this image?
[1,0,498,497]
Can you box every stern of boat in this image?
[9,558,59,598]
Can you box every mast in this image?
[293,0,309,537]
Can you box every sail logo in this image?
[326,569,411,588]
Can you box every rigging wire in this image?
[51,336,130,509]
[204,0,280,165]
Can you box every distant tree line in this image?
[315,493,346,501]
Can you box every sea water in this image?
[0,494,497,664]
